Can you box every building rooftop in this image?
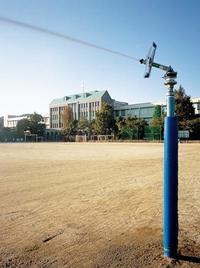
[50,90,107,106]
[191,97,200,102]
[114,102,155,110]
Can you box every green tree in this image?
[125,117,138,139]
[151,105,162,125]
[136,118,148,139]
[29,113,46,136]
[94,102,115,134]
[62,120,78,136]
[150,105,164,140]
[0,127,16,141]
[16,113,46,136]
[77,117,89,134]
[16,118,30,136]
[174,86,195,129]
[88,119,96,135]
[185,118,200,140]
[116,116,148,140]
[0,116,3,130]
[116,117,126,137]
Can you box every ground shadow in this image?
[177,254,200,264]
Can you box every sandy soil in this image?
[0,142,200,268]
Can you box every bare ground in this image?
[0,143,200,268]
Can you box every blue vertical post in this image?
[164,85,178,258]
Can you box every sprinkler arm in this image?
[140,58,169,72]
[140,58,177,82]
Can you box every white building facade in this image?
[4,115,30,128]
[4,114,50,129]
[49,90,113,129]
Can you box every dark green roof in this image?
[50,90,107,106]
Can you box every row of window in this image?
[51,107,58,112]
[51,113,96,126]
[51,123,59,128]
[51,102,100,112]
[80,111,96,117]
[52,114,59,120]
[92,101,100,107]
[59,105,75,112]
[80,103,88,109]
[52,123,64,128]
[80,106,99,112]
[80,111,88,117]
[80,101,100,108]
[115,107,155,117]
[51,108,98,120]
[8,120,18,126]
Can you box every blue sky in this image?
[0,0,199,115]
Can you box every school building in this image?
[49,90,200,129]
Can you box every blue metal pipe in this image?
[167,95,175,117]
[164,116,178,258]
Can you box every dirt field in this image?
[0,143,200,268]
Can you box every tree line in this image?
[0,113,46,141]
[0,86,199,141]
[61,86,200,140]
[150,86,200,140]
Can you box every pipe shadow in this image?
[177,254,200,264]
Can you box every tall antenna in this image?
[82,81,85,95]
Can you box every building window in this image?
[121,110,125,116]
